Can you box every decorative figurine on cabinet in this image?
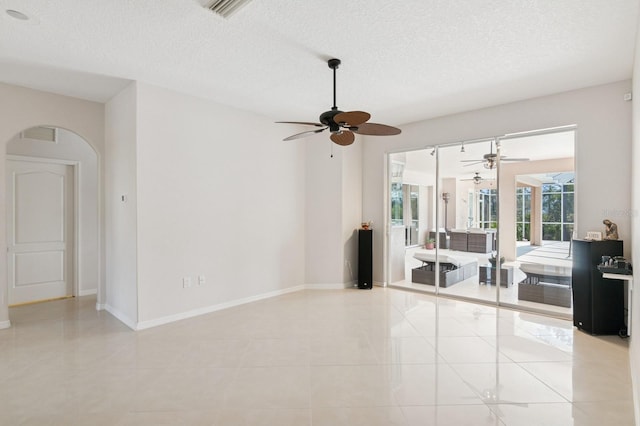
[603,219,619,240]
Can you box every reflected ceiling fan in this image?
[277,58,401,146]
[461,172,495,185]
[461,141,529,169]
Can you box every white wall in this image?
[630,13,640,424]
[342,140,363,285]
[7,128,100,297]
[305,139,344,286]
[134,83,306,323]
[441,177,456,230]
[104,83,139,327]
[304,135,364,288]
[363,80,632,285]
[455,179,477,229]
[417,185,431,245]
[406,151,436,240]
[0,83,104,329]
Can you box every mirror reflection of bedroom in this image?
[388,128,575,317]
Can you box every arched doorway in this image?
[5,126,100,307]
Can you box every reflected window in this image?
[391,182,403,226]
[541,175,574,241]
[516,186,531,241]
[478,189,497,229]
[390,182,421,246]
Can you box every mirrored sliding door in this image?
[437,140,499,303]
[388,149,437,293]
[497,128,575,316]
[387,127,576,318]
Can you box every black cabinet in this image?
[358,229,373,289]
[572,239,625,335]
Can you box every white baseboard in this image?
[631,346,640,426]
[305,281,385,290]
[305,283,354,290]
[305,281,384,290]
[104,304,137,331]
[96,303,106,311]
[0,320,11,330]
[78,289,97,297]
[135,285,306,330]
[107,282,375,331]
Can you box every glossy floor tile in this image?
[0,288,635,425]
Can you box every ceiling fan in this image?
[461,141,529,169]
[461,172,495,185]
[277,58,402,146]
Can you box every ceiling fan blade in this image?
[460,159,484,163]
[276,121,325,127]
[353,122,401,136]
[330,130,355,146]
[334,111,371,126]
[501,157,530,162]
[283,128,327,141]
[463,161,483,167]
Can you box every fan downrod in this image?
[322,58,343,132]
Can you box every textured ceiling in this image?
[0,0,638,126]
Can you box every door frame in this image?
[7,155,80,300]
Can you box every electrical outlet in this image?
[183,277,192,288]
[198,275,206,286]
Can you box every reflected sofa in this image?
[449,228,495,253]
[411,251,478,287]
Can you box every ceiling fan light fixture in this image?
[277,58,401,146]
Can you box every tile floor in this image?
[0,288,635,425]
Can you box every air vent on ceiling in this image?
[206,0,252,18]
[21,126,57,143]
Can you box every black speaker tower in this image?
[358,229,373,289]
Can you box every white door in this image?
[6,159,74,305]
